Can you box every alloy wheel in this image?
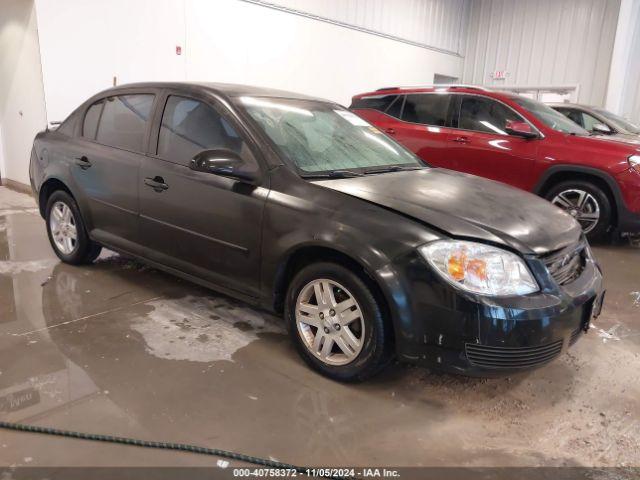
[295,279,365,366]
[49,201,78,255]
[551,189,600,234]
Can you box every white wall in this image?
[35,0,186,124]
[0,0,48,185]
[462,0,621,106]
[185,0,462,106]
[34,0,463,123]
[606,0,640,124]
[262,0,470,55]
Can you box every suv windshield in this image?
[594,108,640,134]
[513,97,588,135]
[239,96,423,175]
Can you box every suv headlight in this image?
[629,154,640,173]
[418,240,538,296]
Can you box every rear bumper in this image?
[376,248,604,376]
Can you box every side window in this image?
[561,109,584,127]
[401,94,450,126]
[385,96,404,119]
[458,96,522,135]
[350,94,398,112]
[581,112,601,131]
[57,110,77,137]
[83,101,103,139]
[157,96,244,165]
[95,94,154,152]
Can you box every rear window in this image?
[95,94,155,152]
[57,110,78,136]
[402,94,450,126]
[351,94,398,112]
[83,101,103,139]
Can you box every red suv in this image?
[351,85,640,240]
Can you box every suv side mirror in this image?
[505,120,538,139]
[592,123,612,135]
[190,149,257,183]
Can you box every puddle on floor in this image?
[131,295,285,362]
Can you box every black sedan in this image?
[29,82,604,381]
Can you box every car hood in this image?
[588,133,640,145]
[313,168,582,255]
[567,133,640,150]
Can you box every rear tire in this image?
[45,190,102,264]
[284,262,393,382]
[545,180,612,242]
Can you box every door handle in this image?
[384,128,396,135]
[74,156,92,169]
[451,136,470,144]
[144,176,169,192]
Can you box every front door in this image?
[446,95,539,190]
[139,93,267,296]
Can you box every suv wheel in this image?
[545,180,612,241]
[284,262,392,382]
[45,191,102,264]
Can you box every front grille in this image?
[569,327,583,345]
[465,340,564,369]
[543,243,586,286]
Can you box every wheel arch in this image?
[38,177,75,218]
[533,165,623,227]
[272,244,388,313]
[271,243,398,353]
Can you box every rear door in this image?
[446,94,539,190]
[351,93,456,166]
[71,92,156,251]
[350,93,404,136]
[139,91,267,296]
[390,93,456,167]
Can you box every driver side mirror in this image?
[190,149,257,184]
[505,120,539,139]
[591,123,612,135]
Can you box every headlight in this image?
[629,154,640,173]
[418,240,538,296]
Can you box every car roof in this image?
[352,85,519,101]
[92,81,329,103]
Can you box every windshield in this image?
[513,97,589,135]
[239,97,423,174]
[594,108,640,134]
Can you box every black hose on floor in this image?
[0,421,351,479]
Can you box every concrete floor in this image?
[0,186,639,469]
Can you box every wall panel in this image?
[0,0,47,185]
[462,0,621,106]
[34,0,464,123]
[258,0,471,55]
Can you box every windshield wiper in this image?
[364,165,422,175]
[301,170,364,179]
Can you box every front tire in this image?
[285,262,392,382]
[45,190,102,264]
[545,180,612,241]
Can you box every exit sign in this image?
[491,70,508,80]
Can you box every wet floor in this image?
[0,186,638,468]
